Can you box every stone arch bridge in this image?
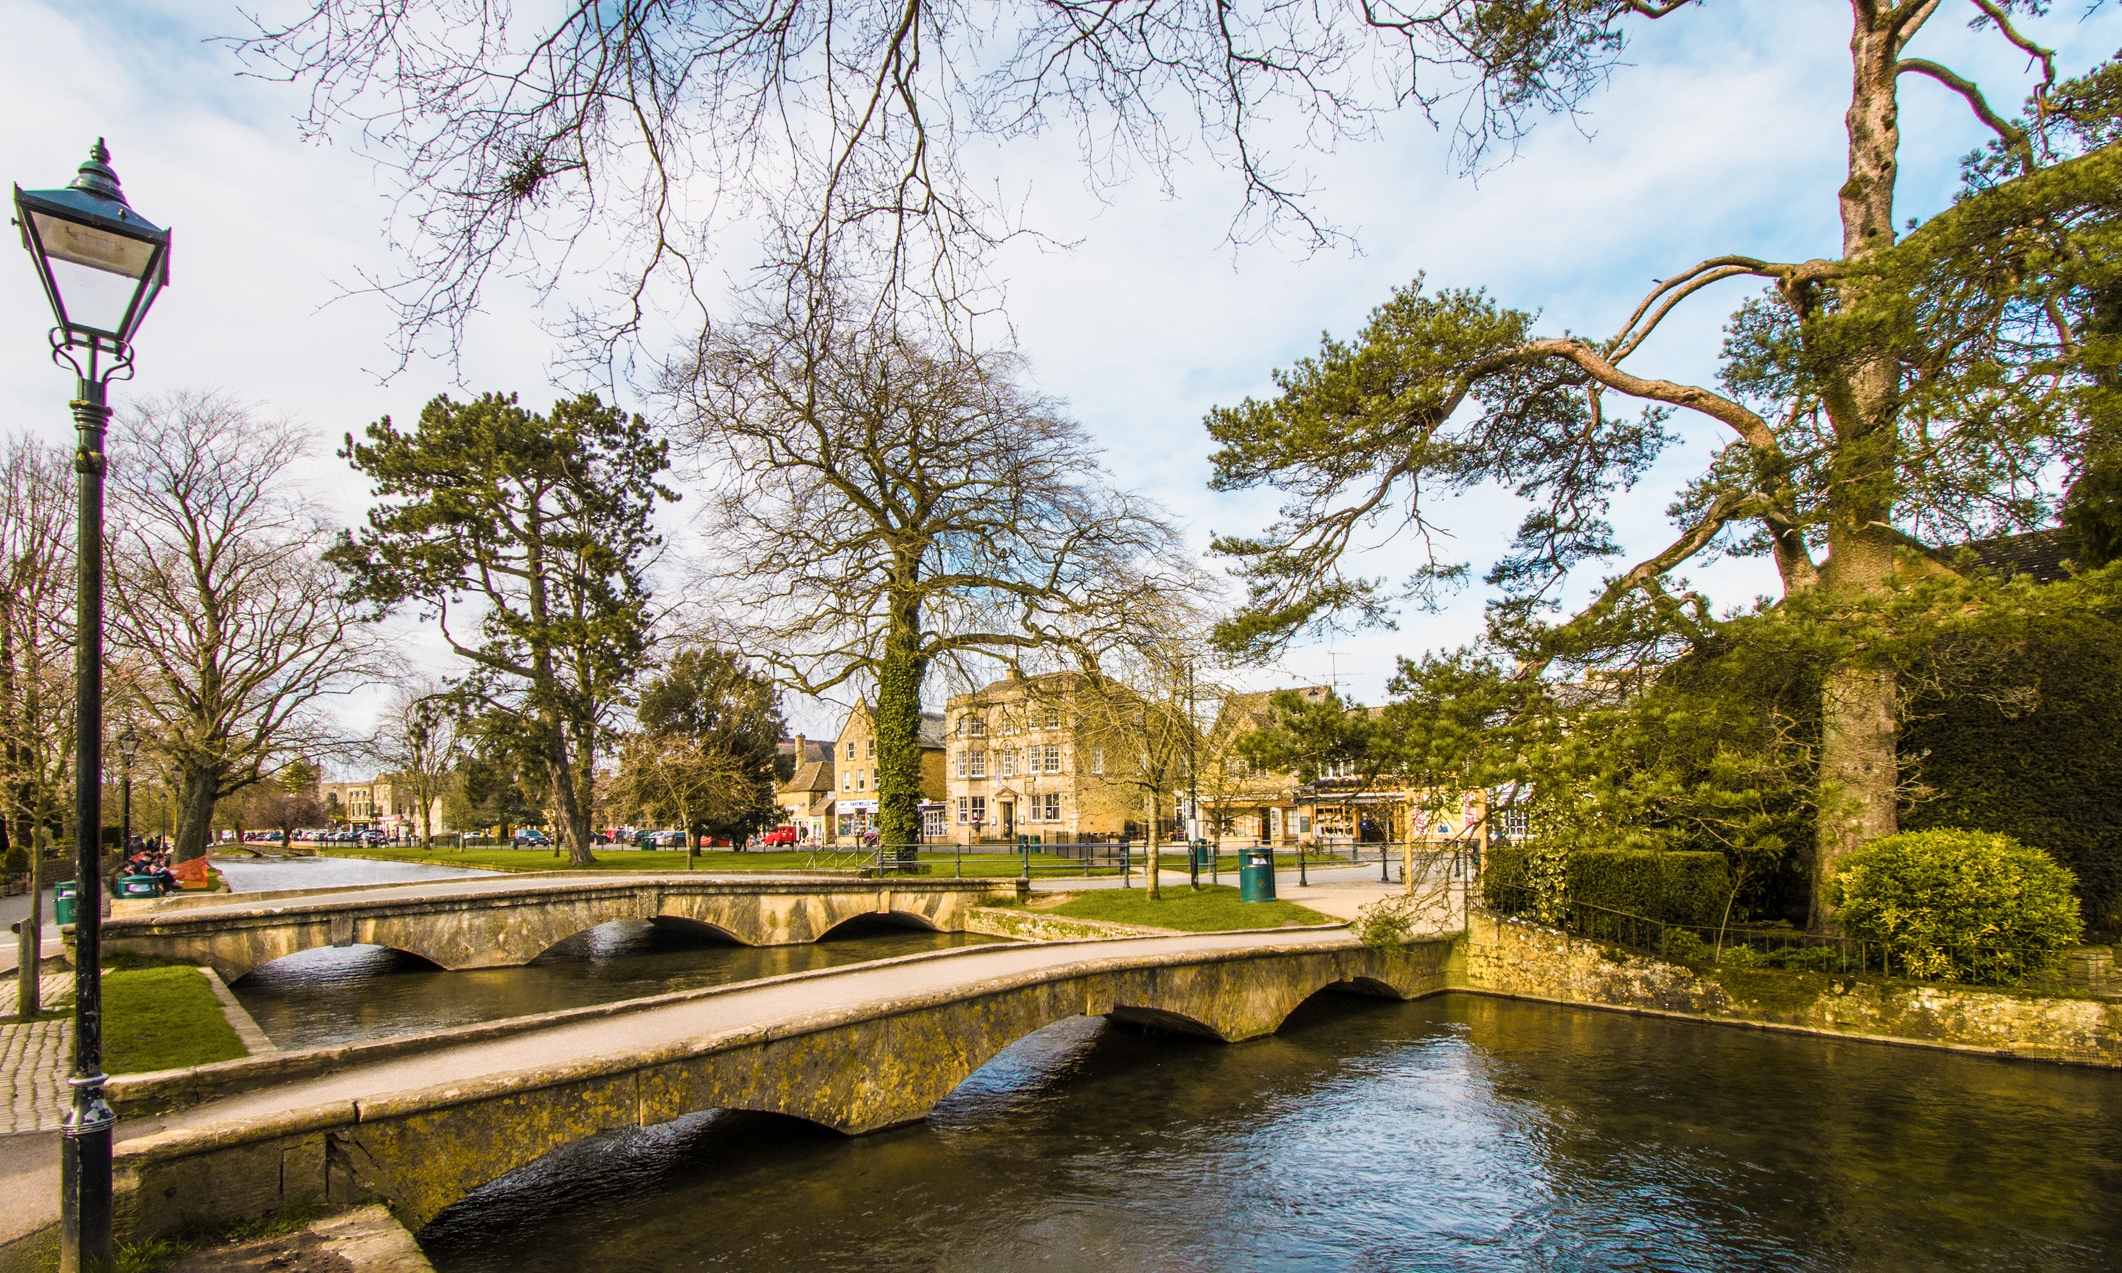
[102,874,1021,982]
[106,930,1456,1241]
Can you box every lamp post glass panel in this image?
[13,138,171,1273]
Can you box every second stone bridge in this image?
[101,874,1022,981]
[104,930,1452,1241]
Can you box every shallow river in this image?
[417,994,2121,1272]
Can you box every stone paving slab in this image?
[0,973,75,1018]
[0,1015,72,1135]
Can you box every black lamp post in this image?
[14,139,171,1273]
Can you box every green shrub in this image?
[2,843,25,873]
[1718,944,1762,967]
[1662,928,1707,961]
[1828,829,2084,984]
[1485,846,1730,925]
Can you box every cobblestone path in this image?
[1,973,78,1134]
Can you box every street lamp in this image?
[14,138,171,1273]
[118,725,139,860]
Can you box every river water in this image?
[418,994,2122,1272]
[202,854,2122,1268]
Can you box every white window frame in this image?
[970,749,988,779]
[1091,747,1103,775]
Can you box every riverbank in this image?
[1461,909,2122,1066]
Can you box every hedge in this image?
[1902,609,2122,935]
[1484,847,1731,926]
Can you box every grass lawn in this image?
[103,965,248,1074]
[1042,884,1336,932]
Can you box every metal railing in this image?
[1481,885,2068,986]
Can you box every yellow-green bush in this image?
[1827,829,2083,984]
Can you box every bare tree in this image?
[108,392,379,862]
[229,1,1631,366]
[372,680,463,846]
[0,435,74,856]
[672,289,1187,857]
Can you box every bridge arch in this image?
[817,910,945,940]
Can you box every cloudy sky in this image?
[5,1,2117,745]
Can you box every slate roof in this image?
[1951,528,2074,583]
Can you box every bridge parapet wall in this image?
[111,936,1453,1238]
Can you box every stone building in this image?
[773,736,835,843]
[942,672,1148,843]
[827,704,948,842]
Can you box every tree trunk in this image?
[1143,791,1162,901]
[546,717,597,867]
[171,766,219,862]
[1809,11,1906,931]
[874,587,928,867]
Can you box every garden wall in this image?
[1459,910,2122,1066]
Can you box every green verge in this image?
[1044,884,1335,932]
[103,965,248,1074]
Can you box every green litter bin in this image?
[118,875,164,898]
[1238,848,1277,903]
[52,880,78,927]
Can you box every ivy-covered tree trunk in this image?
[874,584,927,865]
[1811,18,1906,930]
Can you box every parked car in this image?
[761,825,800,847]
[513,829,552,847]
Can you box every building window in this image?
[923,807,946,838]
[842,769,851,792]
[970,750,988,779]
[1322,757,1355,780]
[971,795,988,824]
[957,797,969,824]
[857,769,867,791]
[968,716,987,738]
[1001,749,1017,778]
[1040,745,1061,774]
[1091,747,1103,775]
[1042,792,1061,822]
[1042,706,1061,730]
[956,751,968,779]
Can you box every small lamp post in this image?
[117,725,139,861]
[14,139,171,1273]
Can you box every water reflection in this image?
[419,994,2122,1272]
[231,918,1002,1050]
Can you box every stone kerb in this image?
[111,937,1454,1236]
[101,877,1016,982]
